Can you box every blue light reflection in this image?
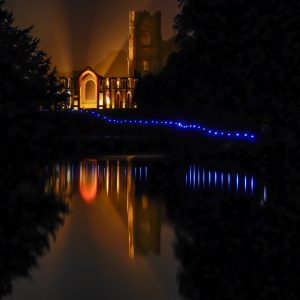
[185,165,261,198]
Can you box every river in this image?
[1,154,299,299]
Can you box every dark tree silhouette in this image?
[0,159,69,298]
[0,1,70,158]
[134,0,300,141]
[0,0,63,115]
[158,160,300,300]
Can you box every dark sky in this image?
[6,0,179,71]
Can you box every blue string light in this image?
[70,109,257,142]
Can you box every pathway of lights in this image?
[71,109,256,142]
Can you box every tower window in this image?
[141,32,151,47]
[143,61,149,71]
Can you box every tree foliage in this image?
[160,159,300,300]
[135,0,300,137]
[0,159,68,297]
[0,0,62,114]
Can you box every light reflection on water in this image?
[7,157,181,300]
[45,159,268,266]
[185,164,266,200]
[8,151,300,300]
[46,160,268,263]
[7,157,273,300]
[46,159,162,259]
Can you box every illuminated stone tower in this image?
[128,11,162,77]
[128,11,136,78]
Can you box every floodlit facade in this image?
[60,68,137,110]
[61,10,163,110]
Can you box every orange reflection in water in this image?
[49,158,162,259]
[79,161,98,204]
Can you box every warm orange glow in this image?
[127,162,135,259]
[115,92,121,108]
[117,161,120,196]
[106,160,110,195]
[79,69,98,109]
[6,0,73,71]
[79,162,98,204]
[7,0,179,72]
[106,92,111,108]
[99,93,104,107]
[142,195,149,209]
[142,60,149,71]
[47,157,163,259]
[43,0,73,71]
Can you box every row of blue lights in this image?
[71,109,256,141]
[186,165,255,194]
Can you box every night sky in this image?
[6,0,179,71]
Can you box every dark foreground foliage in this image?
[146,159,300,300]
[0,1,67,159]
[0,1,63,115]
[0,157,69,298]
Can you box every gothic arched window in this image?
[141,32,151,47]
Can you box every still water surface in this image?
[3,155,298,300]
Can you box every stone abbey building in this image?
[62,11,165,110]
[61,69,137,110]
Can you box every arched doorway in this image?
[126,92,132,108]
[106,91,111,109]
[79,69,98,109]
[115,92,121,108]
[85,80,96,101]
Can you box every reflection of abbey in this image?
[61,11,172,110]
[48,159,163,258]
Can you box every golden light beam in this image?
[51,0,74,72]
[5,0,178,73]
[87,0,153,76]
[4,1,71,71]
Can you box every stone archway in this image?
[126,92,132,108]
[115,92,121,108]
[79,70,98,109]
[105,91,111,109]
